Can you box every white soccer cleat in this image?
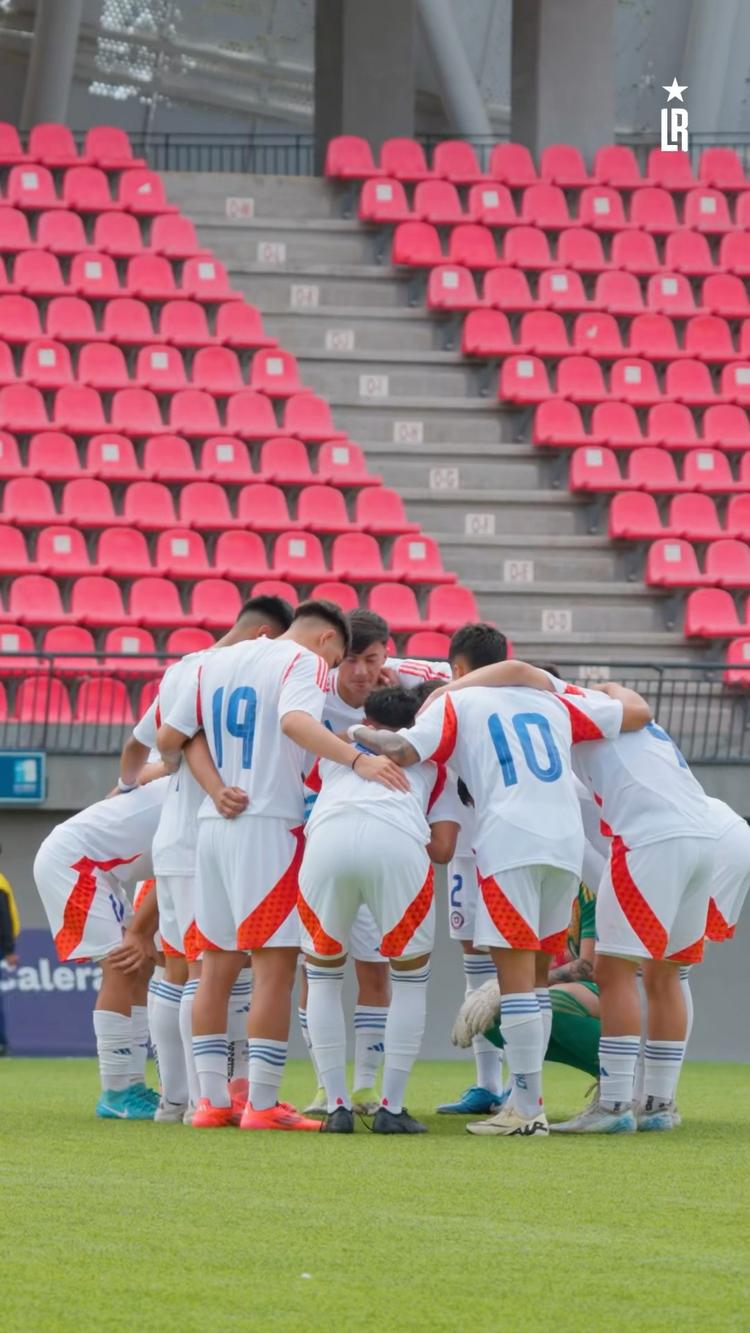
[551,1100,636,1134]
[466,1104,549,1138]
[155,1098,189,1124]
[182,1102,198,1126]
[636,1098,681,1132]
[451,979,501,1048]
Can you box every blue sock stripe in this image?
[678,966,692,982]
[307,967,344,982]
[183,980,199,997]
[390,967,431,983]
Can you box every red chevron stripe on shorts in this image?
[236,826,305,950]
[380,866,434,957]
[610,836,668,958]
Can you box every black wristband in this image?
[352,751,365,772]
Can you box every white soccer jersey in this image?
[401,685,623,878]
[305,751,462,846]
[323,656,451,734]
[388,656,451,687]
[706,795,745,839]
[165,636,329,822]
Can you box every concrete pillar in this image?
[511,0,616,165]
[683,0,741,132]
[20,0,84,130]
[314,0,417,172]
[417,0,491,139]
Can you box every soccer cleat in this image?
[129,1082,160,1109]
[192,1097,235,1128]
[321,1106,355,1134]
[230,1095,248,1127]
[352,1087,380,1115]
[239,1101,322,1131]
[303,1087,328,1119]
[466,1104,549,1137]
[437,1084,508,1115]
[636,1097,681,1132]
[182,1102,197,1126]
[551,1100,636,1134]
[95,1087,156,1120]
[372,1106,427,1135]
[154,1098,189,1124]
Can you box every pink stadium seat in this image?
[154,529,209,579]
[646,149,695,190]
[135,344,187,392]
[630,187,679,233]
[227,391,283,439]
[594,271,644,315]
[53,385,107,433]
[102,298,154,345]
[483,266,538,311]
[0,209,34,252]
[684,587,742,637]
[593,144,641,188]
[214,530,269,580]
[0,124,28,166]
[93,211,144,257]
[726,495,750,539]
[610,230,661,275]
[143,432,195,482]
[665,359,717,406]
[518,310,570,356]
[571,312,621,358]
[179,480,243,530]
[27,431,80,481]
[0,384,47,431]
[627,447,688,493]
[215,302,276,350]
[700,146,746,190]
[86,433,141,481]
[569,446,622,492]
[718,233,750,276]
[682,449,741,493]
[462,309,514,356]
[736,322,750,360]
[723,638,750,688]
[61,477,119,528]
[252,579,298,605]
[646,539,710,588]
[181,256,238,302]
[0,624,38,673]
[103,627,159,676]
[62,167,115,213]
[0,295,42,343]
[158,299,211,348]
[704,539,750,588]
[150,214,204,258]
[297,485,356,532]
[646,402,699,450]
[503,225,552,269]
[589,401,642,449]
[331,533,388,581]
[29,125,78,167]
[391,534,454,583]
[627,313,680,361]
[557,227,610,273]
[521,183,572,229]
[250,348,304,398]
[165,626,215,656]
[237,483,293,531]
[359,178,413,223]
[684,314,735,363]
[259,436,312,485]
[15,250,66,297]
[78,342,130,390]
[405,630,451,659]
[200,436,252,484]
[14,675,72,722]
[22,339,72,389]
[489,143,537,188]
[2,476,55,525]
[379,138,434,182]
[667,494,722,541]
[95,526,152,576]
[0,431,20,476]
[6,165,60,210]
[129,577,185,627]
[721,362,750,406]
[683,189,733,234]
[540,143,588,187]
[168,389,222,436]
[122,479,176,528]
[577,186,629,232]
[0,525,29,574]
[392,221,443,267]
[192,346,243,394]
[537,269,587,311]
[110,387,164,436]
[83,127,145,170]
[310,582,359,612]
[608,492,663,541]
[447,223,499,269]
[70,251,122,298]
[9,574,65,625]
[557,355,608,404]
[71,576,130,628]
[467,184,516,226]
[273,530,327,581]
[324,136,381,180]
[427,584,480,631]
[703,404,750,450]
[283,392,344,441]
[428,265,481,311]
[646,273,696,317]
[433,140,486,184]
[118,169,176,215]
[127,254,177,300]
[317,440,377,486]
[368,582,424,632]
[498,354,550,404]
[610,357,662,405]
[42,626,96,676]
[0,340,16,386]
[355,486,418,534]
[664,230,714,276]
[532,399,587,448]
[191,578,242,629]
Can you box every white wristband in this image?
[117,776,136,793]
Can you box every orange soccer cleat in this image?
[191,1097,235,1129]
[239,1100,322,1132]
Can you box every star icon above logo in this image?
[663,78,687,102]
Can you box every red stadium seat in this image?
[498,354,550,404]
[192,346,243,394]
[483,266,538,311]
[331,533,387,581]
[684,315,735,363]
[127,254,176,300]
[154,529,209,579]
[537,269,587,311]
[250,348,304,398]
[87,433,141,482]
[179,480,243,530]
[726,495,750,539]
[168,389,222,436]
[215,302,276,350]
[466,184,516,226]
[103,627,159,676]
[227,391,283,439]
[627,447,688,493]
[682,449,741,493]
[704,539,750,587]
[630,187,679,233]
[569,446,622,492]
[646,402,698,450]
[0,340,16,387]
[23,340,72,389]
[283,393,344,441]
[237,484,293,531]
[521,183,572,229]
[8,574,66,625]
[646,149,695,190]
[0,209,34,253]
[368,582,424,632]
[129,577,185,627]
[392,222,443,267]
[405,630,451,659]
[6,165,60,210]
[489,143,537,188]
[577,186,629,232]
[359,178,413,223]
[297,485,356,533]
[14,676,72,722]
[42,626,96,675]
[540,143,588,187]
[122,480,176,529]
[521,312,572,357]
[627,314,680,362]
[736,322,750,361]
[83,127,145,170]
[71,576,130,627]
[723,638,750,687]
[593,144,641,187]
[609,492,663,540]
[589,401,642,449]
[273,531,327,581]
[0,430,20,477]
[355,486,418,534]
[70,252,122,298]
[427,584,480,631]
[78,342,130,390]
[721,362,750,406]
[610,357,662,405]
[665,359,717,406]
[0,624,38,673]
[61,477,119,528]
[502,226,552,269]
[594,271,644,315]
[646,273,696,317]
[259,436,312,485]
[718,233,750,276]
[703,404,750,451]
[0,295,42,343]
[610,231,661,275]
[47,298,107,343]
[683,189,733,234]
[95,526,152,576]
[15,250,65,297]
[191,578,242,629]
[684,588,741,637]
[433,141,486,184]
[664,230,714,277]
[699,147,745,190]
[557,228,610,273]
[52,385,106,434]
[317,440,377,486]
[181,256,238,302]
[310,582,359,612]
[165,626,215,656]
[94,211,144,257]
[0,525,28,574]
[252,579,298,605]
[391,534,453,583]
[0,124,29,166]
[0,384,48,431]
[150,214,204,258]
[27,432,80,481]
[143,433,196,482]
[646,539,710,588]
[102,298,154,346]
[462,309,514,356]
[571,312,621,358]
[2,476,56,525]
[428,265,481,311]
[110,387,163,436]
[118,169,176,215]
[532,399,587,448]
[135,344,187,392]
[28,125,78,168]
[324,136,381,180]
[668,494,722,541]
[380,138,434,182]
[200,436,252,484]
[158,299,211,348]
[557,355,608,404]
[214,531,270,580]
[62,167,115,213]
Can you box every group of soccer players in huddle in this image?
[33,594,750,1136]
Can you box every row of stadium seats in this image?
[0,343,303,392]
[570,446,750,493]
[499,355,750,405]
[646,538,750,588]
[0,210,204,256]
[0,385,325,434]
[462,312,750,363]
[0,674,154,724]
[0,123,143,169]
[610,492,750,540]
[362,180,750,232]
[0,296,275,348]
[0,253,238,300]
[535,400,750,450]
[0,167,173,214]
[428,267,750,313]
[326,137,749,191]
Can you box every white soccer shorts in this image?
[195,816,304,953]
[473,864,580,953]
[596,835,714,963]
[706,818,750,941]
[349,905,384,963]
[447,854,479,941]
[33,842,134,963]
[156,874,199,959]
[299,810,434,961]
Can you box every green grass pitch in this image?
[5,1058,750,1331]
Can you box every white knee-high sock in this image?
[248,1039,287,1111]
[381,963,431,1115]
[464,953,504,1095]
[298,1006,322,1085]
[500,992,545,1118]
[599,1035,640,1108]
[353,1005,388,1092]
[535,987,552,1055]
[147,967,163,1061]
[129,1005,150,1085]
[680,966,694,1047]
[643,1040,685,1106]
[93,1010,132,1093]
[149,979,187,1106]
[306,964,349,1111]
[179,979,200,1106]
[227,967,252,1087]
[192,1033,230,1106]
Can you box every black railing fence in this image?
[0,655,749,761]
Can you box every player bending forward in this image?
[300,684,461,1134]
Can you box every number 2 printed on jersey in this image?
[211,686,257,769]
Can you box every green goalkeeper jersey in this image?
[567,882,596,960]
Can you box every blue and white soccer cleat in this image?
[550,1100,637,1134]
[95,1087,156,1120]
[636,1098,681,1132]
[437,1085,509,1115]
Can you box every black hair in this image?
[449,623,508,671]
[363,685,420,730]
[533,661,562,678]
[347,608,389,655]
[237,595,294,633]
[410,679,442,708]
[457,778,474,808]
[294,599,351,652]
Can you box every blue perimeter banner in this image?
[1,929,100,1055]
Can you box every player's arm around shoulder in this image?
[349,723,420,767]
[591,682,653,732]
